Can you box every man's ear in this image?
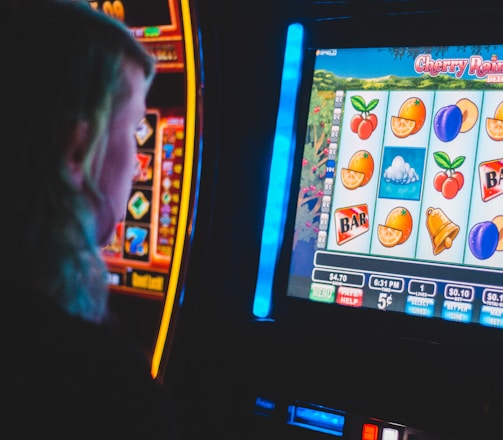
[66,121,89,188]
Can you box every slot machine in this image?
[89,0,202,379]
[165,0,503,439]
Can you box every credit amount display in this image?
[287,44,503,329]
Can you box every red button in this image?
[362,423,378,440]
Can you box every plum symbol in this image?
[433,99,479,142]
[468,221,499,260]
[434,105,462,142]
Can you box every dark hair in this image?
[1,0,155,321]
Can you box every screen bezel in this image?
[271,8,503,353]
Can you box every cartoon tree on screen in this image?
[293,86,334,249]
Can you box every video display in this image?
[102,108,184,298]
[88,0,173,27]
[88,0,183,73]
[288,45,503,328]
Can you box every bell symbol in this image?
[425,207,460,255]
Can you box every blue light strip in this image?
[252,23,304,318]
[287,405,345,437]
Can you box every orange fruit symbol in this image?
[486,118,503,141]
[494,101,503,120]
[348,150,374,183]
[391,97,426,138]
[378,207,413,247]
[377,225,403,248]
[487,101,503,141]
[398,97,426,134]
[341,150,374,190]
[390,116,416,138]
[340,169,365,190]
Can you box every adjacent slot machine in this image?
[89,0,202,379]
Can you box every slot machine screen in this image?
[277,19,503,339]
[103,109,185,298]
[88,0,184,73]
[91,0,188,299]
[88,0,174,27]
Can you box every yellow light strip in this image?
[151,0,197,379]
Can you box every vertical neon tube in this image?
[151,0,198,379]
[252,23,304,318]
